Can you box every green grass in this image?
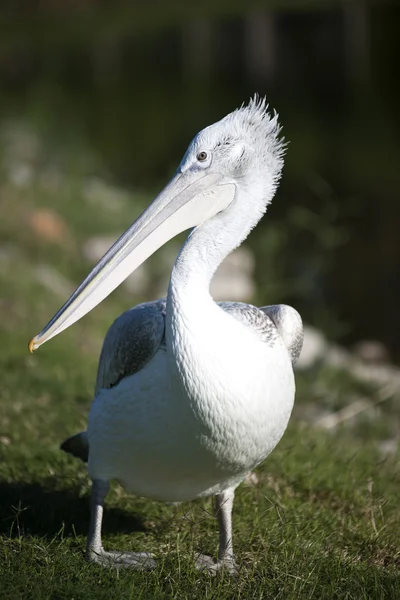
[0,174,399,599]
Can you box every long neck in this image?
[169,189,264,297]
[165,187,268,384]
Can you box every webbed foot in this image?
[88,548,156,570]
[195,553,238,576]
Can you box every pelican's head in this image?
[29,96,285,351]
[179,96,284,199]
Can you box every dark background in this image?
[0,0,399,358]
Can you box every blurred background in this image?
[0,0,399,365]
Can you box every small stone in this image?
[7,161,33,187]
[295,326,327,370]
[82,177,128,212]
[28,209,69,244]
[353,340,390,364]
[378,440,398,456]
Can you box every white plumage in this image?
[31,97,303,573]
[89,306,294,502]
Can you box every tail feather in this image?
[60,431,89,463]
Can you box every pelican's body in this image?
[30,97,303,573]
[89,298,295,502]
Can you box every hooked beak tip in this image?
[28,337,37,353]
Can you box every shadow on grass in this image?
[0,481,146,539]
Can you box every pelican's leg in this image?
[87,479,156,570]
[196,488,238,575]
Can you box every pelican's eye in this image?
[197,151,208,162]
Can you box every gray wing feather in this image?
[218,301,278,345]
[260,304,303,364]
[218,301,303,364]
[95,298,303,394]
[95,298,166,393]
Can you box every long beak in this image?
[29,171,235,351]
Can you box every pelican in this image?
[29,97,303,573]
